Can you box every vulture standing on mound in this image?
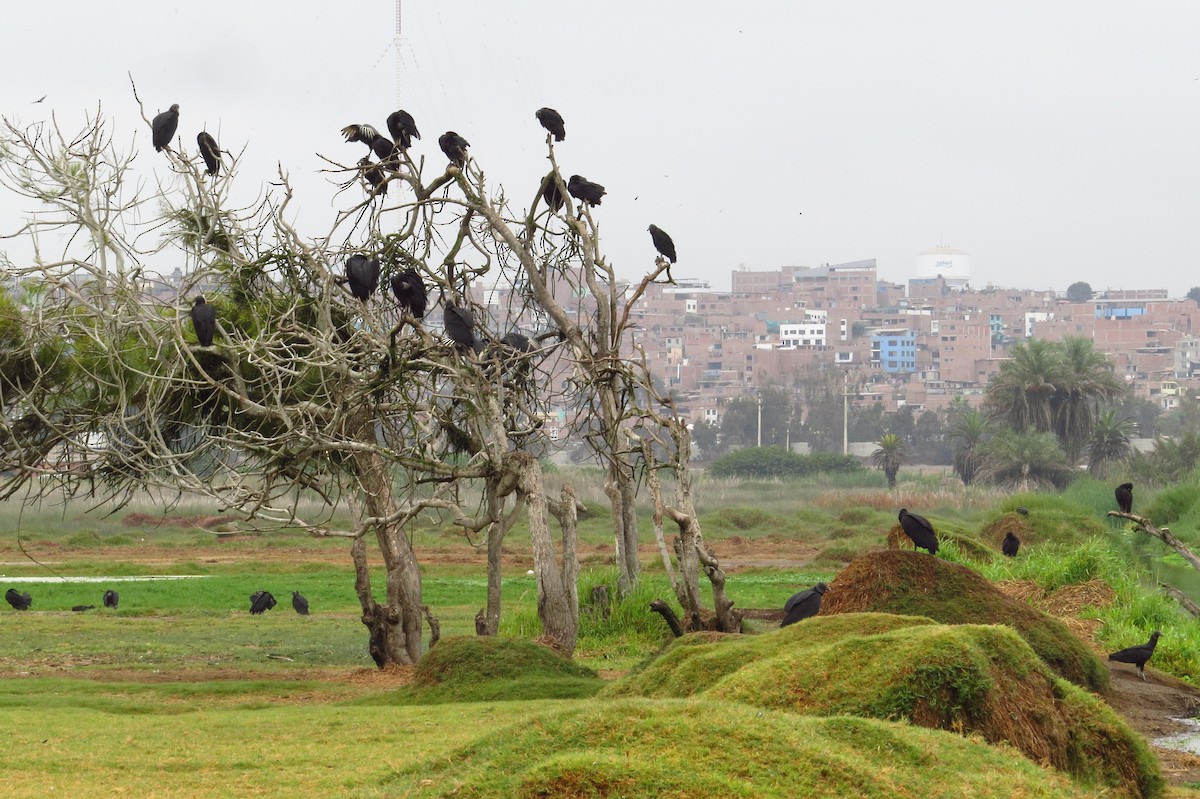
[567,175,606,207]
[390,268,428,318]
[152,103,180,152]
[103,589,119,609]
[197,131,220,175]
[249,591,277,614]
[1115,482,1134,514]
[780,582,827,626]
[190,296,217,347]
[387,109,420,150]
[1109,631,1161,681]
[292,591,310,616]
[345,255,380,302]
[1001,531,1020,557]
[535,107,565,141]
[438,131,470,167]
[5,588,32,610]
[897,508,939,556]
[540,172,565,213]
[648,225,677,263]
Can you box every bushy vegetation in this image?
[708,447,865,479]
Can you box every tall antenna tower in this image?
[393,0,403,105]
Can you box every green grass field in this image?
[2,472,1200,797]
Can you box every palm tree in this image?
[979,429,1074,492]
[983,338,1061,435]
[949,409,989,486]
[1087,411,1137,477]
[1054,338,1127,462]
[871,433,906,488]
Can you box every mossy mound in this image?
[980,511,1034,549]
[385,699,1108,798]
[389,636,601,704]
[822,549,1109,692]
[603,615,1160,799]
[987,495,1109,545]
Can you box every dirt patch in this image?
[1108,664,1200,786]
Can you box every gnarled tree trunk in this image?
[351,432,425,667]
[514,451,579,654]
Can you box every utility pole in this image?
[757,393,762,447]
[842,370,849,456]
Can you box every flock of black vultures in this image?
[780,481,1161,681]
[4,585,310,616]
[141,103,678,352]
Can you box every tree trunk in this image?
[478,494,525,636]
[515,451,580,654]
[351,428,424,667]
[606,463,641,596]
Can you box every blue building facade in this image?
[871,331,917,374]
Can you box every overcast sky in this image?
[1,1,1198,296]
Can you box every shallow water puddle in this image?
[1154,718,1200,755]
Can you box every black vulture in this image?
[341,123,384,149]
[1109,631,1161,681]
[1001,531,1020,557]
[648,224,677,263]
[1014,506,1029,516]
[72,605,95,612]
[345,255,381,302]
[190,296,217,347]
[897,508,939,555]
[151,103,180,152]
[249,590,277,614]
[567,174,606,207]
[387,109,420,150]
[500,332,533,353]
[292,591,310,616]
[539,172,565,213]
[5,588,31,610]
[443,304,478,353]
[1115,482,1134,514]
[438,131,470,168]
[359,157,387,196]
[197,131,221,176]
[780,582,827,627]
[390,268,428,318]
[370,136,398,166]
[535,107,565,141]
[103,589,119,609]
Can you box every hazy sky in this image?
[1,1,1198,295]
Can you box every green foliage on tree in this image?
[949,409,989,486]
[870,433,906,488]
[707,447,865,479]
[983,337,1125,462]
[1188,286,1200,305]
[1065,281,1093,302]
[978,429,1075,492]
[1086,410,1137,477]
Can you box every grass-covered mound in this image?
[384,699,1107,798]
[603,615,1160,798]
[373,636,602,704]
[987,493,1110,545]
[822,549,1110,692]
